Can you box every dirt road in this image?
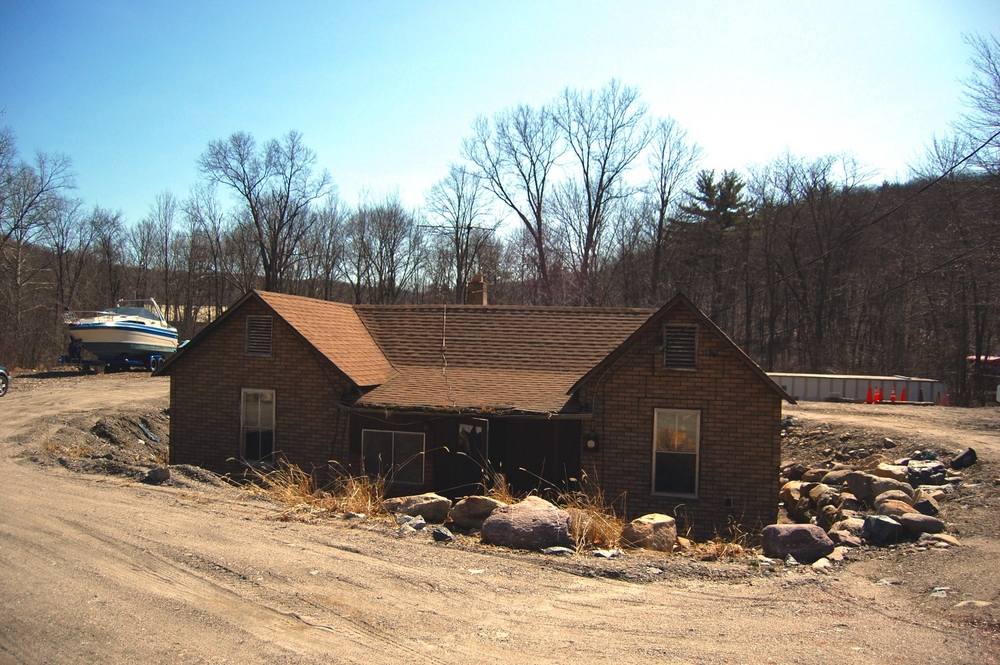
[0,373,997,664]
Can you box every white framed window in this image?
[652,408,699,496]
[246,316,273,356]
[241,389,275,463]
[662,325,697,370]
[362,429,425,485]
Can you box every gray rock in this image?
[408,515,427,530]
[913,495,940,516]
[863,515,904,543]
[898,513,945,535]
[783,463,809,481]
[344,512,365,520]
[481,496,573,551]
[620,514,677,552]
[829,517,866,536]
[396,524,418,537]
[908,460,947,486]
[912,450,939,461]
[541,546,574,556]
[882,438,896,449]
[430,525,455,542]
[808,483,840,509]
[950,447,977,470]
[448,496,506,530]
[383,493,452,523]
[146,466,170,484]
[760,524,835,564]
[592,549,623,558]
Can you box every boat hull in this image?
[69,322,178,362]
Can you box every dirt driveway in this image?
[0,373,997,664]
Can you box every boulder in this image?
[801,468,828,483]
[950,447,978,470]
[481,496,573,551]
[760,524,835,564]
[808,483,840,509]
[863,515,904,543]
[913,494,940,517]
[873,489,913,508]
[448,496,506,530]
[829,517,866,536]
[383,493,452,523]
[871,463,909,483]
[620,513,677,552]
[791,496,814,523]
[820,469,853,486]
[817,504,841,531]
[779,480,804,505]
[844,471,878,506]
[908,460,947,486]
[898,513,945,535]
[876,499,917,519]
[828,530,862,548]
[782,463,809,481]
[146,466,170,484]
[838,492,862,512]
[871,477,914,501]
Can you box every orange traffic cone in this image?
[890,387,897,402]
[900,388,907,402]
[876,388,883,403]
[865,386,873,404]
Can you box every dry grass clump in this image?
[43,438,93,458]
[240,459,387,518]
[691,520,757,561]
[558,473,624,550]
[481,466,520,505]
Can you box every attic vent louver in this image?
[663,325,697,369]
[247,316,273,356]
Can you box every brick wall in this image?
[168,297,354,478]
[578,305,782,541]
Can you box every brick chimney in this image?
[466,275,488,305]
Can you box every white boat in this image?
[64,299,178,364]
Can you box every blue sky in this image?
[2,1,998,225]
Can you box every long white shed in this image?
[767,372,948,403]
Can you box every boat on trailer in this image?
[63,299,178,369]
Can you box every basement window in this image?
[246,316,273,356]
[662,325,697,370]
[652,408,699,496]
[362,430,425,485]
[241,389,275,464]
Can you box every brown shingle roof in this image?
[350,305,653,413]
[256,291,394,387]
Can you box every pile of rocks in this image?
[772,446,977,561]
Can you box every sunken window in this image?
[662,325,697,370]
[246,316,273,356]
[362,430,425,485]
[652,408,699,496]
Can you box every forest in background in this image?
[2,35,999,405]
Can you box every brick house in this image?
[154,289,792,539]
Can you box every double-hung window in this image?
[653,408,699,496]
[362,430,425,485]
[241,389,275,463]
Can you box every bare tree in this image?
[198,131,332,292]
[552,79,651,303]
[89,206,127,305]
[425,163,498,302]
[958,33,1000,170]
[643,117,701,302]
[463,104,562,301]
[347,194,424,304]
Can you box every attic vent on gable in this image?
[662,325,697,370]
[247,316,273,356]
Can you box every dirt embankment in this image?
[0,372,998,663]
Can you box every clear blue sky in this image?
[2,1,997,225]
